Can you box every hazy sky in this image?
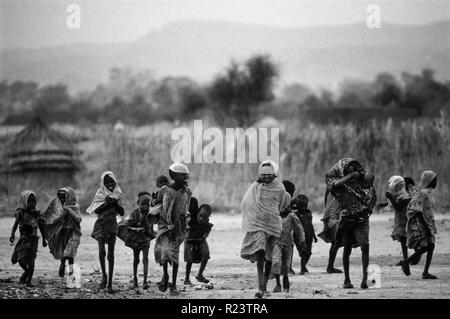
[1,0,449,49]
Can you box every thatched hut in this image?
[0,117,80,211]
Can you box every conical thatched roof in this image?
[4,117,80,172]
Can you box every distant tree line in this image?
[1,54,449,126]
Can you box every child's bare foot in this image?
[107,286,116,294]
[327,267,343,274]
[254,290,264,298]
[343,280,354,289]
[360,280,368,289]
[169,284,180,296]
[26,282,34,288]
[100,275,107,289]
[299,271,306,275]
[132,280,138,289]
[196,275,210,283]
[422,273,437,279]
[273,285,281,293]
[395,260,402,266]
[20,272,27,284]
[399,260,411,276]
[184,279,192,285]
[143,282,150,290]
[158,274,169,292]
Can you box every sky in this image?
[1,0,449,49]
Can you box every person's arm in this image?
[9,216,19,244]
[202,224,213,239]
[66,207,82,224]
[332,171,361,188]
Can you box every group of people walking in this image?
[9,157,438,298]
[240,158,438,298]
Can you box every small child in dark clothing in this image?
[10,190,47,287]
[292,194,318,275]
[118,191,156,289]
[184,203,213,284]
[151,175,170,206]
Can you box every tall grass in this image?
[1,113,448,215]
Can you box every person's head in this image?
[137,191,151,213]
[296,194,309,209]
[104,174,117,192]
[258,160,279,184]
[282,180,296,197]
[418,170,437,190]
[169,163,189,185]
[57,189,66,205]
[27,193,37,210]
[156,175,170,188]
[388,175,406,195]
[197,204,212,225]
[403,176,415,187]
[428,176,437,189]
[362,173,375,189]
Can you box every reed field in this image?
[1,113,448,216]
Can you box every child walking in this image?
[118,191,155,290]
[385,176,411,264]
[400,170,438,279]
[10,190,47,287]
[326,158,377,289]
[240,160,291,298]
[271,180,305,292]
[154,163,191,295]
[87,171,125,293]
[292,194,317,275]
[184,203,213,285]
[42,187,82,287]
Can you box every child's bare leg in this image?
[196,259,209,283]
[282,275,290,292]
[273,275,282,292]
[185,262,193,284]
[327,243,342,273]
[343,243,353,288]
[263,260,272,293]
[132,249,140,288]
[19,261,28,283]
[255,252,265,298]
[97,239,107,288]
[423,243,437,279]
[26,261,35,287]
[106,236,116,292]
[59,259,66,277]
[400,237,408,260]
[170,262,179,294]
[159,262,169,292]
[142,247,149,288]
[361,244,369,289]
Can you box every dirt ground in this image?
[1,213,449,299]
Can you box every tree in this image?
[372,72,402,107]
[208,55,278,126]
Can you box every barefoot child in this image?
[118,191,155,290]
[42,187,82,287]
[184,203,213,285]
[292,194,317,275]
[326,158,377,289]
[152,175,170,206]
[240,160,291,298]
[400,170,438,279]
[154,163,191,295]
[10,190,47,287]
[271,181,305,293]
[87,171,125,293]
[385,176,411,264]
